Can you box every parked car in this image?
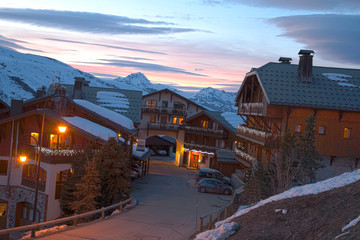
[197,168,232,186]
[197,178,232,195]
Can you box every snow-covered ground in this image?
[195,169,360,240]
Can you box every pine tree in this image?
[71,158,100,214]
[95,137,131,208]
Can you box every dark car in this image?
[197,178,232,195]
[197,168,232,186]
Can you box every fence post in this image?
[200,217,203,232]
[217,211,221,221]
[101,211,105,219]
[73,219,77,226]
[119,204,123,211]
[208,215,212,230]
[225,207,228,218]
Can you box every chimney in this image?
[54,84,67,115]
[10,99,23,116]
[297,49,315,83]
[278,57,292,64]
[35,86,47,98]
[73,77,85,99]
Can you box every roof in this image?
[184,110,237,134]
[244,62,360,112]
[132,145,152,161]
[48,84,142,124]
[142,88,205,110]
[216,150,238,164]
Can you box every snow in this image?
[195,222,239,240]
[74,99,135,130]
[342,215,360,232]
[197,169,360,240]
[337,82,357,88]
[322,73,352,82]
[63,116,117,141]
[221,112,244,129]
[20,225,67,239]
[132,145,150,158]
[96,91,129,113]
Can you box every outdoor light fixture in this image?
[58,125,67,133]
[19,155,27,163]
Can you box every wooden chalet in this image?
[235,50,360,180]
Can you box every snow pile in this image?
[63,116,117,141]
[132,145,150,158]
[322,73,357,88]
[96,91,129,113]
[195,222,239,240]
[196,169,360,240]
[74,99,135,130]
[20,225,67,239]
[221,112,244,129]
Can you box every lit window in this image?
[49,134,58,149]
[295,124,302,133]
[201,120,209,128]
[150,115,156,123]
[318,126,326,135]
[30,132,39,145]
[146,99,156,107]
[344,128,351,139]
[179,118,184,125]
[172,117,178,124]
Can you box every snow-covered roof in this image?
[132,145,151,161]
[63,116,117,141]
[73,99,135,130]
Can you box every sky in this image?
[0,1,359,92]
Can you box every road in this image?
[38,159,232,240]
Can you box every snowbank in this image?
[195,222,239,240]
[20,225,67,239]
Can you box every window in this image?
[212,122,218,130]
[344,128,351,139]
[162,101,168,108]
[318,126,326,135]
[30,132,39,145]
[295,124,302,133]
[0,160,7,175]
[22,164,47,184]
[49,134,58,149]
[55,169,71,199]
[179,118,184,125]
[173,101,185,109]
[146,99,156,107]
[199,156,206,164]
[201,120,209,128]
[150,115,156,123]
[49,134,71,149]
[172,117,178,124]
[161,116,167,123]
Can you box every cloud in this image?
[269,14,360,64]
[44,38,166,55]
[204,0,360,12]
[86,59,209,77]
[0,34,44,52]
[0,8,198,35]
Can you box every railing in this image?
[184,143,232,154]
[199,188,243,232]
[183,126,226,137]
[148,122,179,131]
[141,106,186,116]
[235,147,256,167]
[0,197,133,237]
[238,102,264,116]
[236,125,279,147]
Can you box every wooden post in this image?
[73,219,77,226]
[208,215,212,230]
[225,207,228,218]
[120,204,123,211]
[200,217,203,232]
[217,211,221,221]
[101,211,105,219]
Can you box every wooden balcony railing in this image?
[183,126,227,137]
[236,125,280,147]
[142,106,186,116]
[235,147,256,167]
[184,142,232,154]
[238,102,264,116]
[148,122,179,131]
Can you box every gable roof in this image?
[243,62,360,111]
[142,88,205,110]
[184,110,237,134]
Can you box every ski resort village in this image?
[0,2,360,240]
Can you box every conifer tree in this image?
[95,137,131,208]
[71,158,100,214]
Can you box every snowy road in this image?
[38,160,232,240]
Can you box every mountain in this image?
[0,46,237,112]
[190,87,237,112]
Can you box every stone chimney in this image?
[278,57,292,64]
[35,86,47,98]
[54,84,67,115]
[73,77,85,99]
[10,99,23,116]
[297,49,315,83]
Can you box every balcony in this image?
[235,147,256,167]
[183,126,227,138]
[236,125,280,147]
[142,106,186,116]
[148,122,180,131]
[184,142,232,154]
[238,102,264,116]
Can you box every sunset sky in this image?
[0,1,359,92]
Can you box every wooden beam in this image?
[313,109,318,117]
[338,111,344,121]
[250,77,254,102]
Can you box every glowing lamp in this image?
[58,126,67,133]
[19,155,27,163]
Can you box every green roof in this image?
[251,62,360,111]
